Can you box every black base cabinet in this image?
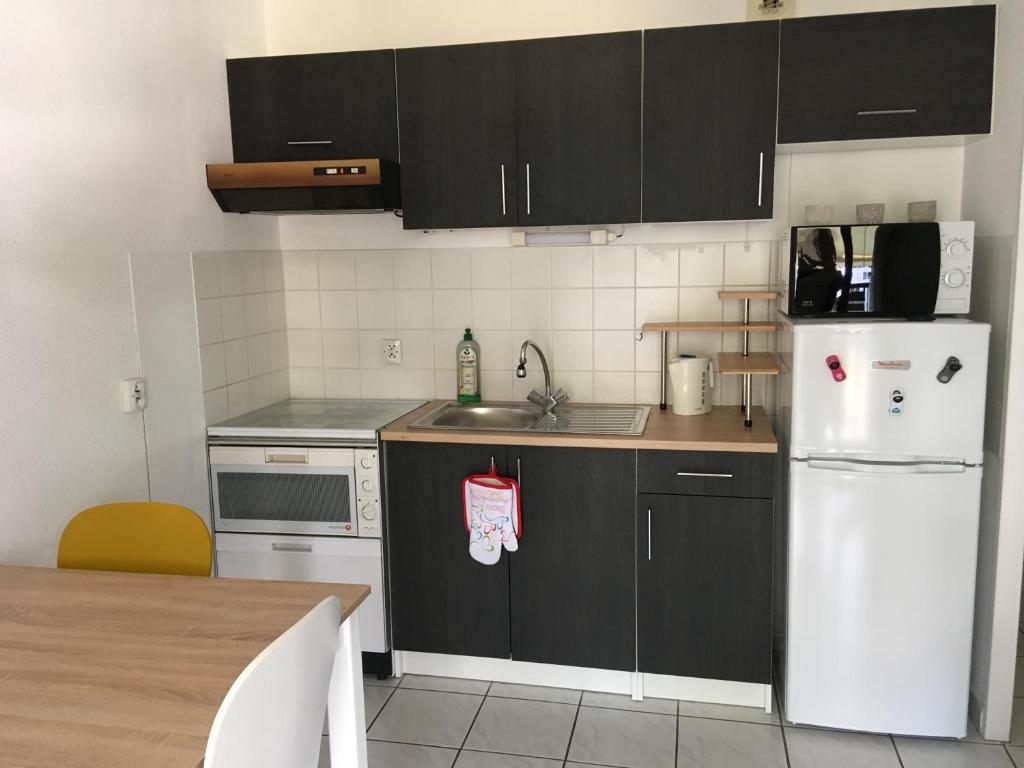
[637,493,773,684]
[509,446,636,671]
[385,442,511,659]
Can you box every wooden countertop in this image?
[381,401,777,453]
[0,565,370,768]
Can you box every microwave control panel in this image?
[936,221,974,315]
[355,449,381,538]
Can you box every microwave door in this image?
[870,223,941,316]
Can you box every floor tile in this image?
[677,698,779,726]
[567,706,676,768]
[895,737,1014,768]
[367,740,457,768]
[455,751,562,768]
[368,688,483,748]
[1012,699,1024,745]
[365,684,396,725]
[464,697,577,759]
[1008,745,1024,766]
[365,674,401,688]
[676,718,787,768]
[580,690,676,715]
[488,682,581,705]
[400,674,491,695]
[786,728,902,768]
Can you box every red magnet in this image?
[826,355,846,382]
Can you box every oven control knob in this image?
[360,479,373,492]
[359,454,376,470]
[944,268,966,288]
[360,502,378,521]
[946,239,969,259]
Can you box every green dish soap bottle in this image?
[456,328,481,403]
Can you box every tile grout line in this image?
[452,681,491,768]
[1007,743,1020,768]
[365,683,400,733]
[888,733,905,768]
[562,691,583,767]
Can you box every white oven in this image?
[209,445,381,538]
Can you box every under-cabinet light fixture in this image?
[510,229,618,247]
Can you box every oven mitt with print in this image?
[463,464,521,566]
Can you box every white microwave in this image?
[783,221,973,318]
[208,446,381,537]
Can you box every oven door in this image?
[788,223,940,317]
[210,446,358,536]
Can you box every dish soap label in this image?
[457,328,481,403]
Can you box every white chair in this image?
[205,597,341,768]
[328,612,367,767]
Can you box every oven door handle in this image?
[265,453,309,464]
[271,542,313,553]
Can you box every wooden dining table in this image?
[0,565,371,768]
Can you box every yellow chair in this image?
[57,502,212,577]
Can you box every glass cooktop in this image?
[207,399,426,441]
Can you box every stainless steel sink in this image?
[410,402,650,436]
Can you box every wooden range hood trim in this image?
[206,158,383,190]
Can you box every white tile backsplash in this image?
[196,242,775,411]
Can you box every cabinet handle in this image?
[286,140,333,145]
[757,151,764,207]
[676,471,734,478]
[500,164,507,216]
[526,163,531,216]
[857,109,917,117]
[516,457,521,487]
[647,508,652,561]
[271,542,313,553]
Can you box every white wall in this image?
[263,0,970,54]
[0,1,276,565]
[960,0,1024,741]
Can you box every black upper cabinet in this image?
[515,32,642,226]
[509,447,636,671]
[637,494,773,684]
[227,50,399,163]
[385,442,511,659]
[643,22,779,223]
[396,43,517,230]
[779,6,996,143]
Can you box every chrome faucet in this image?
[515,339,568,414]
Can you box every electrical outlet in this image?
[747,0,795,20]
[382,339,402,365]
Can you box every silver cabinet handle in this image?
[647,508,652,561]
[500,164,507,216]
[516,457,521,487]
[676,471,734,478]
[526,163,531,215]
[271,542,313,553]
[757,151,764,207]
[857,109,917,116]
[286,140,333,145]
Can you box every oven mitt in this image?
[463,466,521,566]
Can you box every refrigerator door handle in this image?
[804,457,967,475]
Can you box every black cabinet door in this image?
[385,442,510,658]
[643,22,779,223]
[396,42,517,229]
[779,6,995,143]
[509,447,636,671]
[227,50,399,163]
[637,494,772,683]
[515,32,642,226]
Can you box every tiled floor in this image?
[315,668,1024,768]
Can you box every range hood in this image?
[206,158,400,214]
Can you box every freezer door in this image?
[788,320,988,462]
[785,461,981,737]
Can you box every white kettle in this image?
[668,354,714,416]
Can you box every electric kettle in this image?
[668,354,714,416]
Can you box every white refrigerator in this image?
[779,317,989,737]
